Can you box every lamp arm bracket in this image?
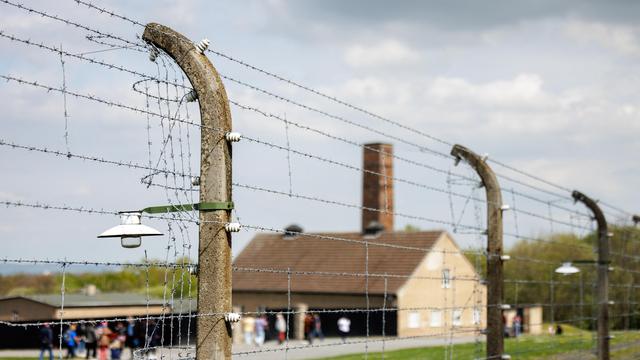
[570,259,612,265]
[142,202,234,214]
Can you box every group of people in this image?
[241,314,271,346]
[241,313,289,346]
[548,324,564,336]
[502,314,523,338]
[303,313,324,344]
[240,312,351,346]
[513,314,522,337]
[39,319,146,360]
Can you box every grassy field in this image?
[317,326,640,360]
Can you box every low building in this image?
[504,305,543,335]
[0,293,168,322]
[232,143,486,340]
[0,292,171,348]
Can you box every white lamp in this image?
[98,211,163,248]
[555,262,580,275]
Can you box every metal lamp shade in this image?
[555,262,580,275]
[98,212,162,248]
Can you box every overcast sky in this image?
[1,0,639,272]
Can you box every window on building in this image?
[442,269,451,288]
[408,311,421,329]
[452,309,462,327]
[473,308,481,325]
[430,310,442,327]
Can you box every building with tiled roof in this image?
[232,143,486,340]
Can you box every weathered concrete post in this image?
[451,145,505,359]
[572,191,609,360]
[143,24,233,359]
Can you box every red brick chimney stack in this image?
[362,143,394,233]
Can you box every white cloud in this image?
[71,184,93,197]
[1,0,640,262]
[344,39,421,67]
[338,77,390,98]
[428,73,549,107]
[1,10,53,31]
[565,19,640,56]
[0,192,23,201]
[621,104,637,116]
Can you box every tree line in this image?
[466,225,640,330]
[0,257,197,299]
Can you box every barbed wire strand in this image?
[0,24,624,221]
[0,3,637,358]
[0,2,631,221]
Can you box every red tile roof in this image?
[233,231,443,295]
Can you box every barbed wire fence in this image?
[0,1,638,359]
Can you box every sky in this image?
[0,0,639,273]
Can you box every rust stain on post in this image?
[143,23,233,359]
[451,144,504,359]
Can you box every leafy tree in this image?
[465,225,640,330]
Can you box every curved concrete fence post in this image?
[143,23,233,359]
[451,144,505,359]
[572,190,609,360]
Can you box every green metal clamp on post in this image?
[142,202,234,214]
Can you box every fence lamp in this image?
[555,262,580,275]
[555,259,612,276]
[97,211,162,248]
[98,202,234,248]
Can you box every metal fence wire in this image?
[0,1,639,360]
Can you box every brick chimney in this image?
[362,143,394,233]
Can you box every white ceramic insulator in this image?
[225,312,241,323]
[501,355,512,360]
[225,132,242,142]
[185,90,198,103]
[225,222,241,233]
[149,48,159,62]
[500,304,511,310]
[191,176,200,186]
[195,38,210,54]
[188,265,198,275]
[500,255,511,261]
[500,204,510,211]
[481,153,489,162]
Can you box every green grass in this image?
[316,327,640,360]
